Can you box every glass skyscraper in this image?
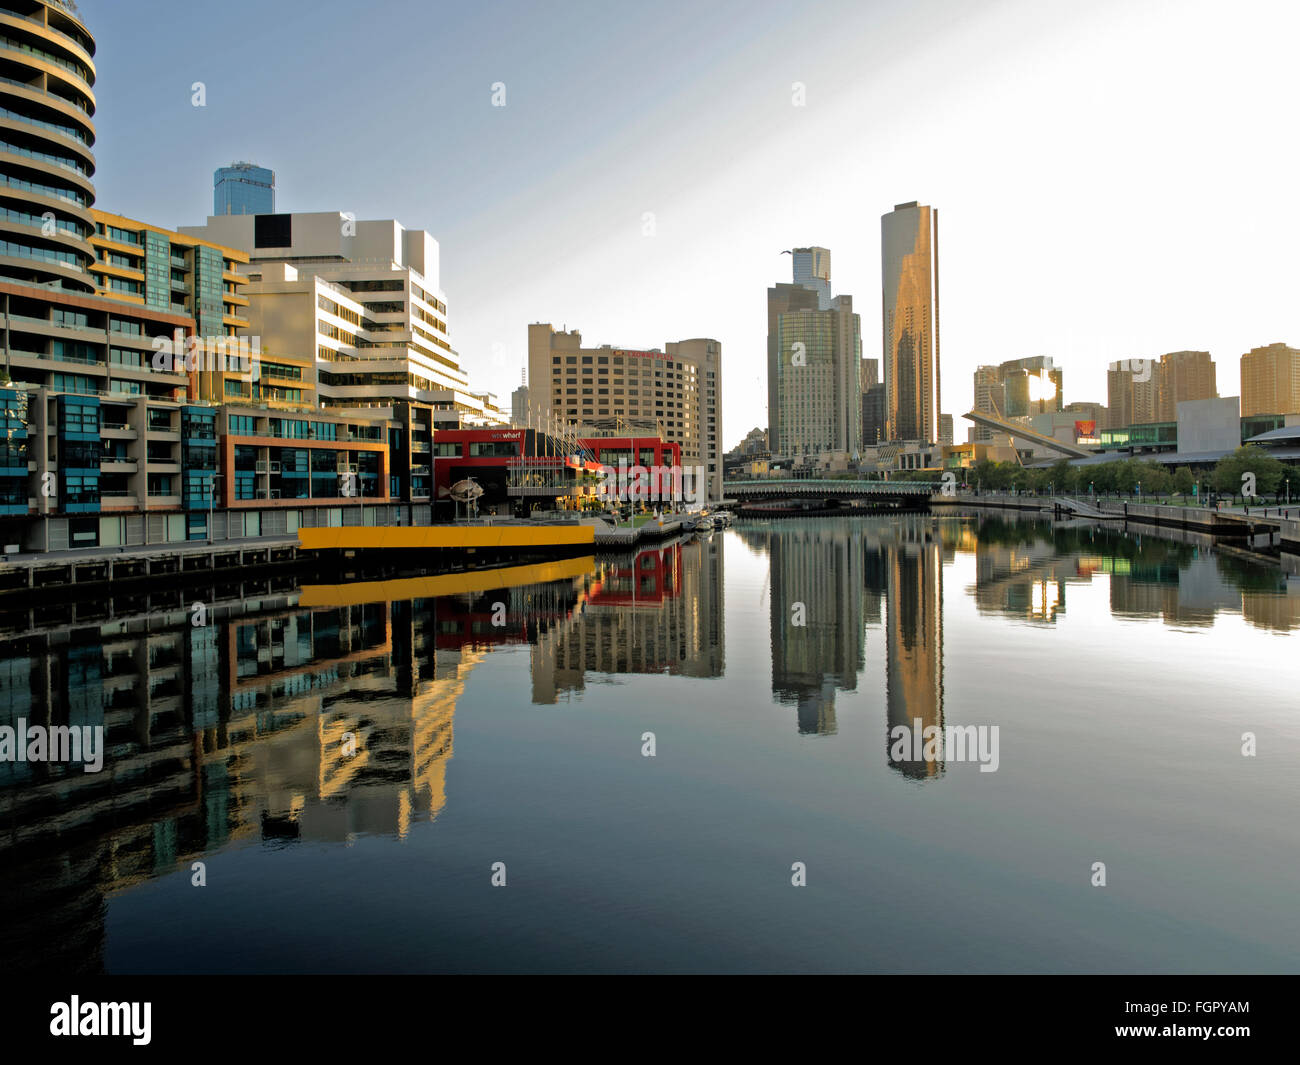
[214,163,275,215]
[881,202,940,443]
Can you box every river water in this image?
[2,514,1296,973]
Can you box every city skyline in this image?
[82,0,1300,450]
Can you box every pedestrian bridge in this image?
[724,479,941,503]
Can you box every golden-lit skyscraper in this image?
[1240,342,1300,416]
[881,202,940,443]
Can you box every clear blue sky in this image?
[84,0,1300,448]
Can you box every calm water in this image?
[2,514,1297,974]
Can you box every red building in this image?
[430,428,681,515]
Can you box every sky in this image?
[82,0,1300,450]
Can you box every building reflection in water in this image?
[530,537,725,703]
[879,523,946,779]
[2,515,1294,974]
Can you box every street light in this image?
[207,472,223,544]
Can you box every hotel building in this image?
[526,323,722,500]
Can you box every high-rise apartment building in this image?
[1157,351,1216,421]
[89,210,250,340]
[526,324,722,500]
[768,248,861,458]
[0,0,98,294]
[1240,343,1300,417]
[179,212,505,425]
[0,4,443,554]
[214,162,274,216]
[881,202,940,443]
[1109,350,1217,426]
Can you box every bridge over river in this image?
[723,479,940,512]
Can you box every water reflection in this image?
[1,514,1295,974]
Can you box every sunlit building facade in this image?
[1240,342,1300,417]
[881,202,940,443]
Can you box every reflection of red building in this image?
[431,428,680,514]
[588,544,682,607]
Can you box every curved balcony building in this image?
[0,0,95,293]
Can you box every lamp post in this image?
[207,472,223,545]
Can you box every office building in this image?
[971,356,1063,439]
[526,323,722,500]
[214,162,274,216]
[766,280,820,451]
[180,212,506,426]
[881,201,940,443]
[862,383,885,446]
[511,382,530,424]
[1241,342,1300,417]
[768,247,861,458]
[790,246,831,307]
[0,0,98,294]
[861,357,878,389]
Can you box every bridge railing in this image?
[723,479,944,493]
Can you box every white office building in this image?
[179,212,506,426]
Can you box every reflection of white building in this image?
[768,523,865,735]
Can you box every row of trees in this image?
[891,446,1293,503]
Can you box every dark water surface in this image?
[2,515,1296,973]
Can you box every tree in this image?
[1212,446,1285,501]
[1172,466,1195,498]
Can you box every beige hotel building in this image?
[526,324,722,500]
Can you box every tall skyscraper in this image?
[881,202,940,443]
[1240,342,1300,416]
[766,281,820,449]
[214,163,275,215]
[767,248,861,458]
[791,246,832,307]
